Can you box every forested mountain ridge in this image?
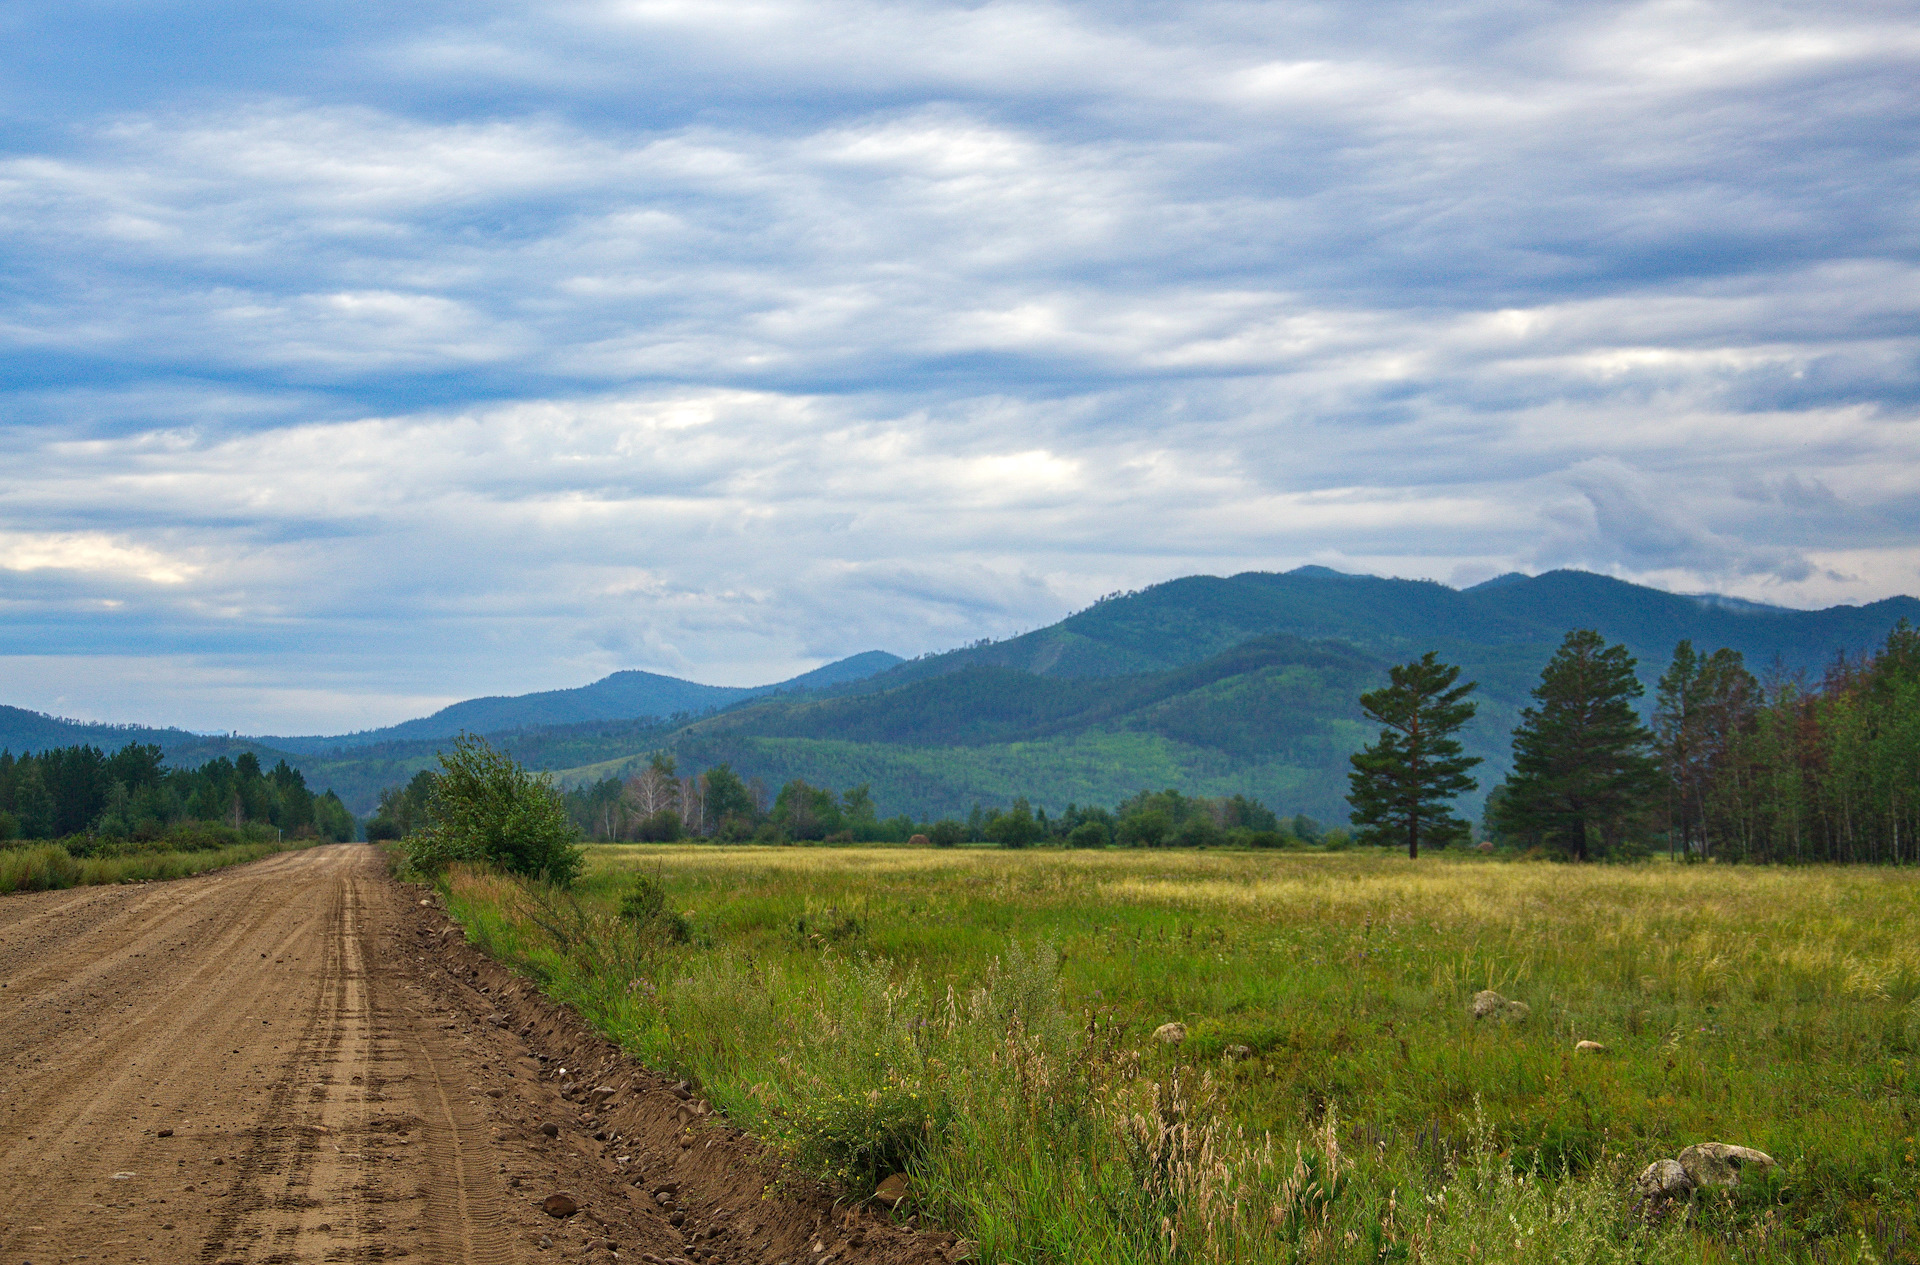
[0,704,300,768]
[834,568,1918,692]
[263,650,904,752]
[548,570,1918,820]
[5,569,1914,823]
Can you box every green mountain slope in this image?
[259,651,904,753]
[0,704,302,770]
[8,569,1914,826]
[554,570,1916,823]
[851,568,1916,689]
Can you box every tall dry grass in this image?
[445,847,1919,1264]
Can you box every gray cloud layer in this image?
[1,0,1917,731]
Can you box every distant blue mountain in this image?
[0,651,903,760]
[258,650,904,754]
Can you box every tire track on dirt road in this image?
[0,845,957,1265]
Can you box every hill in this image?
[0,704,301,769]
[258,651,903,753]
[540,569,1917,822]
[847,568,1915,687]
[7,571,1914,824]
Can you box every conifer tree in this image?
[1494,629,1660,860]
[1346,651,1481,858]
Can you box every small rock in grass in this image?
[1470,990,1529,1021]
[1635,1158,1693,1202]
[1153,1022,1187,1045]
[1575,1040,1607,1054]
[542,1192,580,1218]
[874,1173,910,1208]
[1676,1142,1775,1189]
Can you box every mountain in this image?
[834,568,1912,688]
[547,569,1918,822]
[0,705,304,770]
[261,651,904,754]
[7,570,1914,824]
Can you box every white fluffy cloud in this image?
[0,0,1916,730]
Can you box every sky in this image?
[2,0,1917,734]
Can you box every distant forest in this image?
[1638,621,1920,864]
[0,744,356,847]
[430,621,1920,865]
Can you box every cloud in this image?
[0,0,1916,729]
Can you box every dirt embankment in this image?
[0,844,957,1265]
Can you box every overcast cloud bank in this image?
[2,0,1917,732]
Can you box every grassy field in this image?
[444,845,1920,1264]
[0,836,320,893]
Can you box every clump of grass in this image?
[444,846,1920,1264]
[0,837,315,893]
[0,843,83,893]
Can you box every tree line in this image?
[528,752,1321,850]
[1345,621,1920,863]
[0,743,356,848]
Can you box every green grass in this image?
[443,846,1920,1264]
[0,836,319,893]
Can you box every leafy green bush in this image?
[618,874,691,943]
[405,734,583,885]
[928,819,966,848]
[634,808,684,842]
[1068,820,1109,848]
[984,798,1042,848]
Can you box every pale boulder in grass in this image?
[1677,1142,1776,1189]
[1153,1022,1188,1045]
[1634,1159,1694,1202]
[1469,990,1530,1021]
[1636,1143,1775,1206]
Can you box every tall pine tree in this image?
[1495,629,1660,860]
[1346,651,1481,858]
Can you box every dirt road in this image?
[0,845,947,1265]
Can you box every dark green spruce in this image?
[1345,651,1481,858]
[1494,629,1660,860]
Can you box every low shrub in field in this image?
[402,734,583,885]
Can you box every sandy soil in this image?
[0,844,954,1265]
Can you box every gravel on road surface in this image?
[0,843,955,1265]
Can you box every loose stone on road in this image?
[0,844,947,1265]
